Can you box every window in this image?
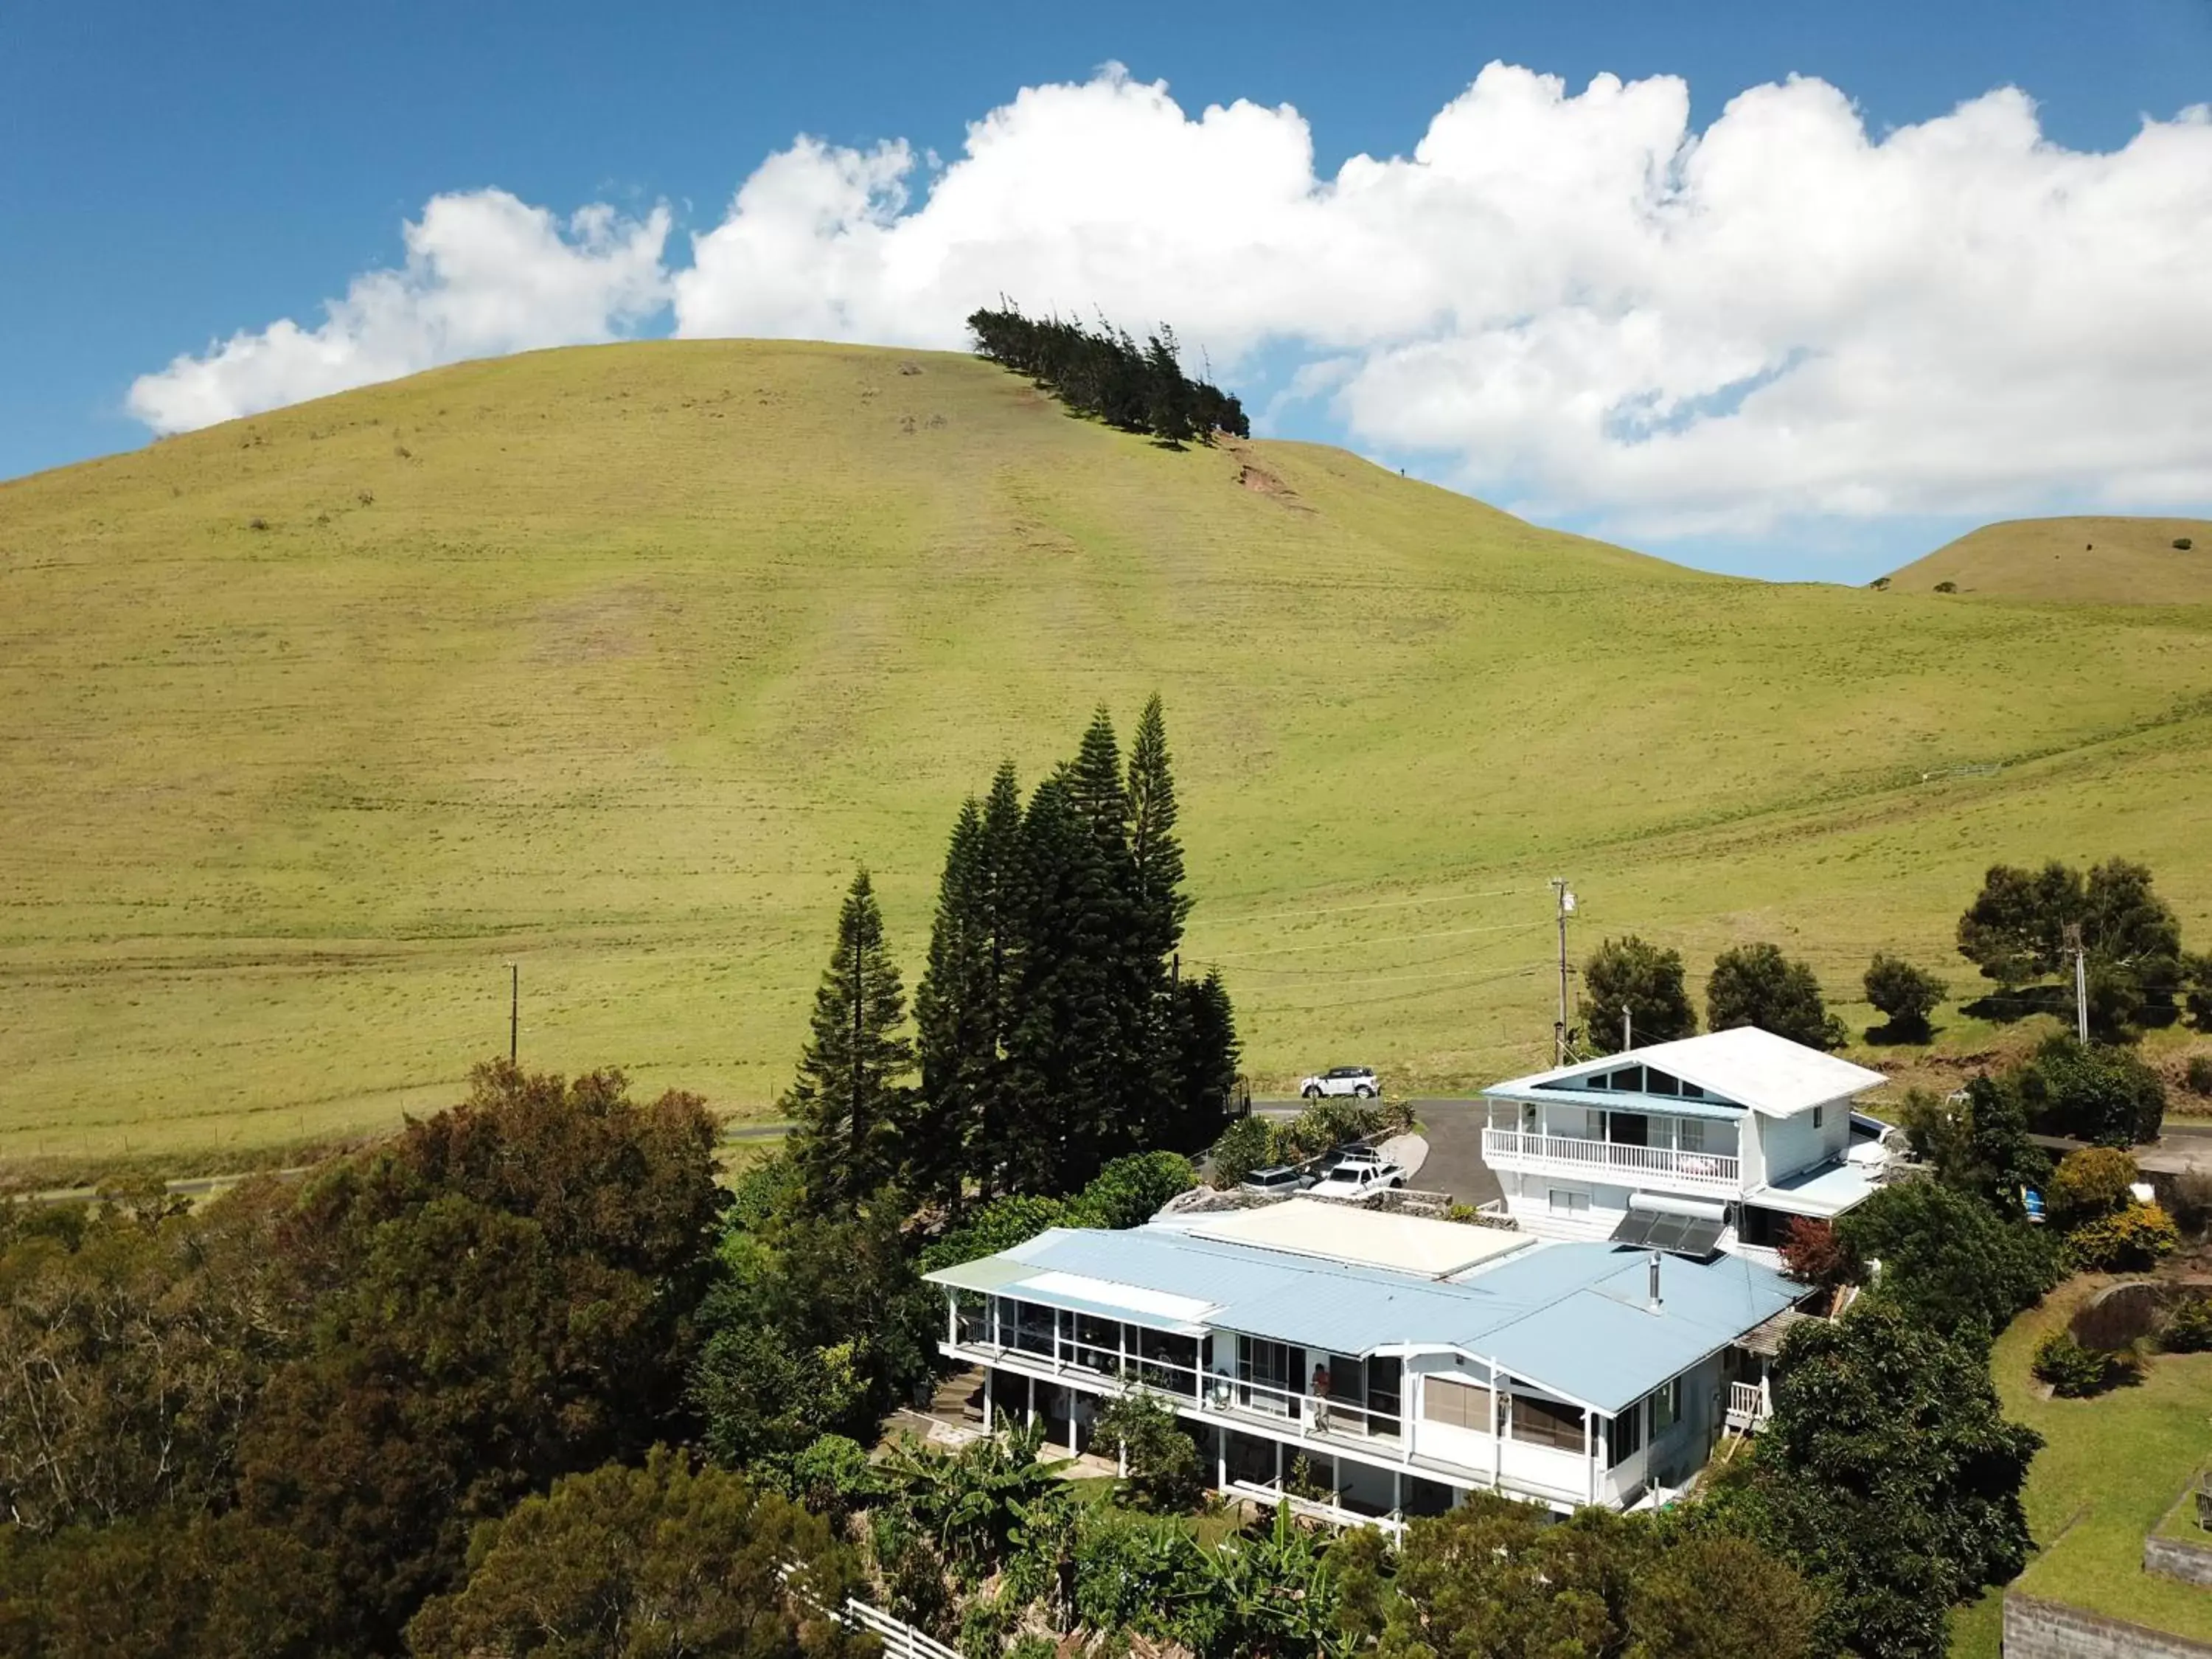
[1677,1119,1706,1154]
[1422,1375,1492,1431]
[1649,1376,1683,1437]
[1610,1066,1644,1092]
[1609,1400,1644,1467]
[1237,1336,1299,1416]
[1813,1105,1825,1128]
[1646,1068,1681,1096]
[1509,1394,1586,1452]
[1548,1189,1590,1216]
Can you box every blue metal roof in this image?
[929,1225,1801,1417]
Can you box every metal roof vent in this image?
[1647,1251,1663,1314]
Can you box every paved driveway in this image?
[1255,1096,1500,1208]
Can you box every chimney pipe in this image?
[1647,1251,1663,1313]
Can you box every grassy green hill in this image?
[5,339,2212,1174]
[1887,514,2212,603]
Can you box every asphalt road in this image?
[1255,1096,1501,1208]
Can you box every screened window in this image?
[1609,1402,1644,1467]
[1677,1119,1706,1153]
[1649,1376,1684,1436]
[1422,1376,1492,1431]
[1509,1394,1586,1452]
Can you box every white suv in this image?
[1299,1065,1380,1100]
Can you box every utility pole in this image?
[1622,1006,1632,1054]
[1550,879,1576,1066]
[2065,922,2090,1043]
[507,962,518,1064]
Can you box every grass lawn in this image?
[1948,1278,2212,1656]
[7,339,2212,1176]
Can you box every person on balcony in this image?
[1310,1362,1333,1432]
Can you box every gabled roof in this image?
[1485,1026,1886,1118]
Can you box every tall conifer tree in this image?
[784,869,914,1211]
[911,801,987,1209]
[1127,693,1190,966]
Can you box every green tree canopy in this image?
[2015,1034,2166,1146]
[1863,953,1947,1037]
[406,1448,864,1659]
[785,868,917,1210]
[1724,1304,2042,1659]
[1578,936,1697,1056]
[1371,1492,1819,1659]
[1955,858,2185,1035]
[1705,943,1837,1049]
[1833,1179,2059,1336]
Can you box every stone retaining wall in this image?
[2149,1530,2212,1589]
[2003,1593,2212,1658]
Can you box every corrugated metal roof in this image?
[1486,1026,1885,1118]
[925,1224,1802,1417]
[1185,1199,1534,1276]
[1749,1159,1882,1217]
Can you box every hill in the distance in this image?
[1886,515,2212,603]
[4,340,2212,1172]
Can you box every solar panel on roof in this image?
[1609,1211,1660,1246]
[1607,1210,1724,1257]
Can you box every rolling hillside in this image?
[5,340,2212,1172]
[1887,515,2212,603]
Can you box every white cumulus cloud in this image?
[128,192,670,434]
[130,65,2212,543]
[672,64,2212,538]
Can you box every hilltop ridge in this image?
[1885,515,2212,604]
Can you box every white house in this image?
[925,1197,1808,1531]
[1479,1026,1891,1264]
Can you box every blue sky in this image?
[7,0,2210,577]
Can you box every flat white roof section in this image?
[1018,1270,1218,1325]
[1186,1198,1534,1277]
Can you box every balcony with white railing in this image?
[946,1301,1406,1450]
[1725,1380,1771,1433]
[1481,1128,1742,1194]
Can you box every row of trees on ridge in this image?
[968,305,1250,445]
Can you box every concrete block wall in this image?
[2003,1593,2212,1658]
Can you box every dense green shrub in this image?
[2031,1331,2139,1397]
[2045,1147,2139,1228]
[1864,953,1947,1034]
[1206,1115,1276,1188]
[2160,1298,2212,1354]
[1090,1394,1204,1513]
[1068,1152,1197,1229]
[1707,942,1837,1049]
[2019,1037,2166,1145]
[2061,1201,2180,1272]
[2186,1054,2212,1096]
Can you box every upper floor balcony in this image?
[1481,1127,1741,1194]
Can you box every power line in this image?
[1200,883,1539,927]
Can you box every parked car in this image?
[1309,1152,1406,1200]
[1239,1164,1315,1197]
[1300,1065,1380,1100]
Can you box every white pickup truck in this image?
[1308,1147,1406,1200]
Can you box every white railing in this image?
[945,1318,1402,1444]
[1482,1129,1740,1191]
[780,1565,962,1659]
[1725,1380,1770,1430]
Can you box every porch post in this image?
[1275,1439,1284,1489]
[1587,1413,1600,1505]
[946,1289,958,1346]
[983,1367,994,1431]
[1488,1366,1502,1491]
[1027,1374,1037,1430]
[1053,1309,1063,1371]
[1393,1467,1403,1520]
[1217,1437,1228,1492]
